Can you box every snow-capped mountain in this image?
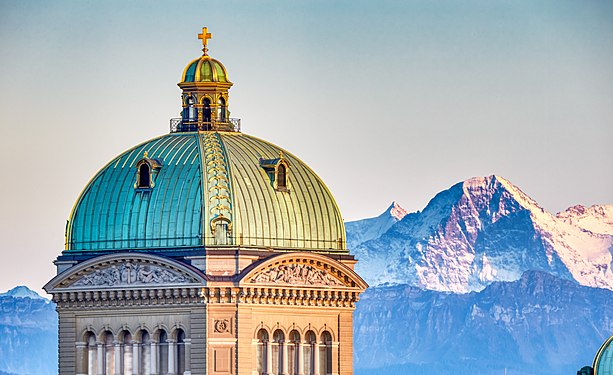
[345,201,407,250]
[0,286,57,375]
[0,286,49,301]
[350,175,613,293]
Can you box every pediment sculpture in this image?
[72,261,189,287]
[250,263,345,287]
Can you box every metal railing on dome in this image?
[170,118,241,133]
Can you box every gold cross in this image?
[198,27,212,55]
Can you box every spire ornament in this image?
[198,27,212,56]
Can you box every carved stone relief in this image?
[214,319,230,333]
[250,264,344,286]
[73,262,188,287]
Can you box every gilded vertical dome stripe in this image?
[200,133,234,242]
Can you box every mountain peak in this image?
[386,201,408,221]
[0,286,46,300]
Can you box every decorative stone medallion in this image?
[214,319,230,333]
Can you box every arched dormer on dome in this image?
[173,27,239,133]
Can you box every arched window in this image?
[140,331,151,375]
[272,330,285,375]
[176,329,186,375]
[158,330,169,374]
[304,331,316,375]
[187,96,196,121]
[103,331,115,375]
[203,98,212,125]
[277,164,287,190]
[287,330,300,375]
[320,331,333,375]
[217,97,226,121]
[120,331,132,375]
[85,332,97,375]
[138,163,151,188]
[256,329,269,375]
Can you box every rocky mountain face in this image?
[352,175,613,293]
[0,287,57,375]
[349,175,613,374]
[353,271,613,375]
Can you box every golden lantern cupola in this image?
[174,27,238,132]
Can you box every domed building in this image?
[45,27,367,375]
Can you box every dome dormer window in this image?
[259,152,290,192]
[138,164,151,188]
[277,163,287,189]
[134,152,163,190]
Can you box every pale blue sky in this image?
[1,0,612,294]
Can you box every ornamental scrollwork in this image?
[73,262,188,287]
[250,264,344,287]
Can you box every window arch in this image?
[120,330,132,375]
[187,95,196,121]
[158,329,169,374]
[288,330,300,375]
[102,331,115,375]
[140,331,151,375]
[276,163,287,190]
[85,332,97,375]
[138,163,151,188]
[202,97,212,130]
[304,331,316,375]
[320,331,333,375]
[272,330,285,375]
[217,97,226,121]
[176,329,186,375]
[256,329,269,375]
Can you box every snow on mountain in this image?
[349,175,613,293]
[556,204,613,235]
[345,201,408,250]
[0,286,47,301]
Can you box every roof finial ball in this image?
[198,26,212,56]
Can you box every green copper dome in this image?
[66,132,346,253]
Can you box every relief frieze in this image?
[250,263,345,286]
[73,262,188,287]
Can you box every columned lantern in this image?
[175,27,237,132]
[45,27,367,375]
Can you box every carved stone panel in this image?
[250,263,344,286]
[72,261,189,287]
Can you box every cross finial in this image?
[198,27,212,56]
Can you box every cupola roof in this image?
[179,27,231,84]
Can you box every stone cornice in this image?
[52,285,361,309]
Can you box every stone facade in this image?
[46,252,366,375]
